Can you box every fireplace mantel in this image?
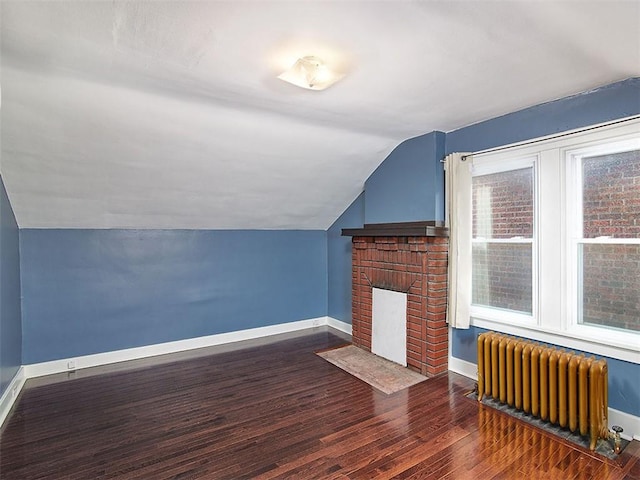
[341,221,448,238]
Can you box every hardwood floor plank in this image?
[1,327,638,479]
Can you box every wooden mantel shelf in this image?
[341,221,448,238]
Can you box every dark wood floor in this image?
[1,327,639,479]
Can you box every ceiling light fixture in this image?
[277,56,344,91]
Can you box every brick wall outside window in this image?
[473,168,534,239]
[583,150,640,238]
[472,167,533,313]
[472,243,532,313]
[581,150,640,332]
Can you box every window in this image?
[465,118,640,362]
[472,165,534,316]
[570,144,640,334]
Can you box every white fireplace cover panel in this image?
[372,287,407,366]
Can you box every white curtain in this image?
[445,153,473,329]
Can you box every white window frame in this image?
[565,136,640,350]
[467,118,640,364]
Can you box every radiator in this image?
[477,332,609,450]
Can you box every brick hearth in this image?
[348,231,449,377]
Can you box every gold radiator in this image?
[477,332,609,450]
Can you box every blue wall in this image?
[365,131,446,224]
[328,193,364,323]
[326,131,446,325]
[446,78,640,154]
[0,175,22,396]
[20,229,327,363]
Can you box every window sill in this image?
[471,317,640,364]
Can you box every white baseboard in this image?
[0,367,26,428]
[448,356,478,380]
[448,354,640,441]
[327,317,352,335]
[25,316,331,379]
[609,408,640,442]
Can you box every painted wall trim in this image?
[24,316,331,379]
[448,356,478,380]
[0,367,26,428]
[448,354,640,441]
[327,317,352,335]
[609,408,640,443]
[471,317,639,365]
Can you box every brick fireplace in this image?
[342,222,449,377]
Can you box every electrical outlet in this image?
[67,360,76,371]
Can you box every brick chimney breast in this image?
[343,222,449,377]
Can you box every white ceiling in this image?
[1,1,638,230]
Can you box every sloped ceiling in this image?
[1,1,638,229]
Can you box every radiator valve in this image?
[611,425,623,454]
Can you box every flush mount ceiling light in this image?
[277,56,344,91]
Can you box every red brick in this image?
[351,234,450,375]
[426,313,447,322]
[425,302,447,313]
[407,350,421,362]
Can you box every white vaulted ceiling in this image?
[1,1,638,229]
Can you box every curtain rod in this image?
[441,115,640,163]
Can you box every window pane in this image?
[579,243,640,332]
[473,167,534,239]
[472,242,532,314]
[583,149,640,239]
